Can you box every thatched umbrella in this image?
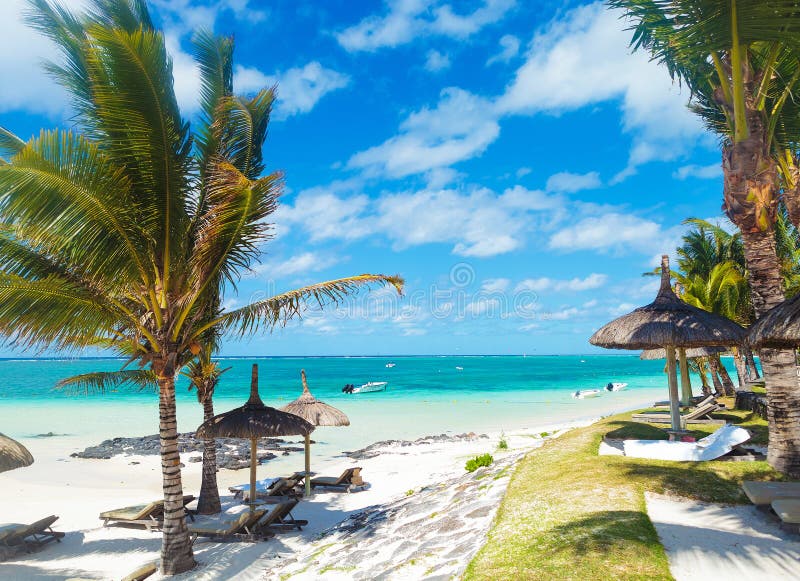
[197,364,314,510]
[591,255,746,432]
[0,433,33,473]
[280,370,350,496]
[641,346,726,405]
[748,293,800,348]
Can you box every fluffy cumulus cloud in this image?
[514,273,607,293]
[336,0,516,52]
[487,34,520,66]
[673,163,723,180]
[250,252,340,279]
[545,171,601,193]
[347,88,499,178]
[348,1,704,183]
[548,212,679,256]
[234,62,350,119]
[424,49,451,72]
[277,181,567,258]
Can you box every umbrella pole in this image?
[678,348,692,406]
[665,346,681,432]
[305,434,312,497]
[249,437,257,512]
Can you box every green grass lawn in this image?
[464,404,786,580]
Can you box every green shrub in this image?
[466,453,494,472]
[498,432,508,450]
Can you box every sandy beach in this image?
[0,414,586,580]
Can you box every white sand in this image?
[646,492,800,580]
[0,424,575,580]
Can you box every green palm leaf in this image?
[56,368,157,395]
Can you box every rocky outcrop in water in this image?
[71,433,304,470]
[344,432,489,460]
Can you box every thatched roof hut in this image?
[280,370,349,496]
[590,257,746,351]
[197,364,314,509]
[0,433,33,473]
[748,294,800,348]
[640,346,726,360]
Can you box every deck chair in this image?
[188,509,269,543]
[229,477,279,500]
[120,562,158,581]
[631,403,725,425]
[241,477,302,502]
[653,394,717,409]
[0,515,64,554]
[99,495,195,531]
[742,481,800,507]
[622,425,751,461]
[255,500,308,532]
[771,499,800,532]
[310,467,364,492]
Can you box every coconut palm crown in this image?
[0,0,403,574]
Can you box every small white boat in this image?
[352,381,388,394]
[572,389,602,399]
[455,366,464,371]
[605,382,628,392]
[385,362,396,368]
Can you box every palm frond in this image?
[194,274,404,339]
[0,127,26,160]
[193,29,234,168]
[213,91,275,179]
[56,368,157,395]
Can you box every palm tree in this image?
[611,0,800,476]
[0,1,403,574]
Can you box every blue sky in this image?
[0,0,728,356]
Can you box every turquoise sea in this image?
[0,355,739,449]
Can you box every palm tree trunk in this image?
[723,101,800,476]
[155,357,196,575]
[714,354,736,396]
[707,357,724,395]
[196,397,221,515]
[698,359,711,396]
[731,347,746,389]
[745,348,761,380]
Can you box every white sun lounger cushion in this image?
[622,425,750,461]
[229,478,279,493]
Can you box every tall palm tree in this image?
[0,1,403,574]
[610,0,800,476]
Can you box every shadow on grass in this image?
[549,510,661,556]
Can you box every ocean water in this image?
[0,355,737,448]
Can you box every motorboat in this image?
[455,366,464,371]
[572,389,602,399]
[605,382,628,392]
[385,362,396,368]
[351,381,388,394]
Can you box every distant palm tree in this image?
[612,0,800,476]
[0,1,403,574]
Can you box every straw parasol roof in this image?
[197,365,315,440]
[196,364,314,510]
[590,256,746,350]
[640,346,726,360]
[280,370,349,496]
[0,433,34,473]
[748,294,800,348]
[280,370,350,427]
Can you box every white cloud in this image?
[424,50,451,72]
[347,87,499,178]
[545,171,601,193]
[251,252,340,279]
[516,167,532,178]
[541,307,581,321]
[150,0,269,34]
[235,62,349,119]
[673,163,722,180]
[336,0,516,52]
[609,302,637,316]
[276,186,373,242]
[549,212,674,255]
[480,278,512,293]
[515,273,607,293]
[487,34,520,65]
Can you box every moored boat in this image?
[605,382,628,392]
[572,389,602,399]
[351,381,388,394]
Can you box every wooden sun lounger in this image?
[255,499,308,532]
[632,403,725,425]
[310,467,364,492]
[99,495,195,531]
[240,477,302,502]
[0,515,64,555]
[188,509,270,543]
[742,481,800,506]
[771,499,800,532]
[653,395,717,408]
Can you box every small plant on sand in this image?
[498,432,508,450]
[406,489,415,496]
[466,453,494,472]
